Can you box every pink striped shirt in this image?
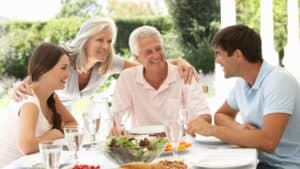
[112,63,210,128]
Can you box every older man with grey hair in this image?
[111,25,211,134]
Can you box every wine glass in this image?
[64,126,84,164]
[82,113,100,148]
[164,120,183,160]
[165,98,184,159]
[179,106,191,136]
[83,98,108,146]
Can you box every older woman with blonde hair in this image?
[12,17,198,110]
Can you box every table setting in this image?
[4,124,257,169]
[4,98,258,169]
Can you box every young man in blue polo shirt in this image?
[187,24,300,169]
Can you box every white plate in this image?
[10,153,40,168]
[192,149,256,168]
[194,134,224,144]
[128,125,164,135]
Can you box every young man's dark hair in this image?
[211,24,262,63]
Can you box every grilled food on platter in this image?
[119,160,187,169]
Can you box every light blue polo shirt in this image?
[227,61,300,169]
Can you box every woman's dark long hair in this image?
[28,42,66,131]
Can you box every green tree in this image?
[0,23,44,78]
[42,17,84,43]
[56,0,102,18]
[236,0,260,31]
[0,16,173,78]
[273,0,287,65]
[108,0,156,17]
[166,0,220,73]
[114,16,172,55]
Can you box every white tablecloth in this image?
[4,138,257,169]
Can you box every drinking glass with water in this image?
[83,96,110,146]
[164,120,183,160]
[39,141,62,169]
[64,126,84,164]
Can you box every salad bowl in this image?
[101,136,167,165]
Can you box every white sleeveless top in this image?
[0,95,52,167]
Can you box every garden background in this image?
[0,0,293,112]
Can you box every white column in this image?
[283,0,300,80]
[212,0,237,113]
[260,0,278,65]
[220,0,236,28]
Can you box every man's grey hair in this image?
[63,17,117,74]
[129,25,163,56]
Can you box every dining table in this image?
[4,134,258,169]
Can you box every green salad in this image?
[103,136,167,164]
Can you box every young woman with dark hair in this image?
[0,43,77,166]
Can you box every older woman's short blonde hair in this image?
[128,25,163,57]
[63,17,117,75]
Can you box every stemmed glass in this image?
[82,98,106,147]
[164,120,183,160]
[165,99,183,159]
[64,126,84,164]
[179,106,191,136]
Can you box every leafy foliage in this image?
[0,16,172,78]
[162,30,184,59]
[165,0,220,73]
[108,0,156,17]
[166,0,290,72]
[0,22,44,78]
[183,40,215,74]
[273,0,287,62]
[42,17,85,43]
[236,0,260,32]
[114,16,172,55]
[5,21,46,32]
[56,0,102,18]
[56,0,163,18]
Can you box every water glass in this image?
[83,114,100,142]
[179,107,190,128]
[64,126,84,163]
[82,102,101,146]
[164,120,183,160]
[39,141,62,169]
[179,106,192,135]
[85,97,109,142]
